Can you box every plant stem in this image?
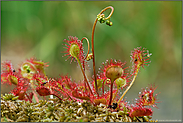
[30,80,39,103]
[91,18,98,97]
[102,79,105,95]
[78,59,94,96]
[25,93,32,103]
[51,93,63,101]
[108,79,114,106]
[112,88,119,103]
[91,6,114,97]
[50,86,72,100]
[81,37,90,94]
[117,67,140,104]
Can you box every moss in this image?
[1,93,158,122]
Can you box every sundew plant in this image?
[1,6,160,121]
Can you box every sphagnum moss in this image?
[1,93,158,122]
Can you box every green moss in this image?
[1,94,157,122]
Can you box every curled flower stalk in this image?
[91,6,114,96]
[63,36,94,96]
[81,37,90,61]
[118,47,152,104]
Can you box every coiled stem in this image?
[91,6,114,97]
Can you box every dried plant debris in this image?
[1,94,158,122]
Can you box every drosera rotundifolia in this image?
[1,6,159,122]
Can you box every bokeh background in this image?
[1,1,182,121]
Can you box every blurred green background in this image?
[1,1,182,121]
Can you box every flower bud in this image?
[106,20,110,25]
[109,21,113,26]
[100,17,106,23]
[106,20,113,26]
